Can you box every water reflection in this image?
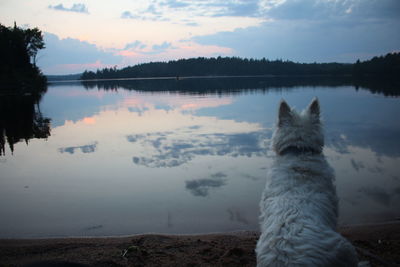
[78,76,400,97]
[58,142,98,154]
[185,172,227,197]
[130,130,269,168]
[0,94,51,156]
[227,208,249,225]
[81,76,354,94]
[358,186,392,207]
[0,77,399,238]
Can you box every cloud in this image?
[152,42,172,52]
[121,11,139,19]
[160,0,190,9]
[263,0,400,20]
[158,0,261,17]
[119,40,173,58]
[121,7,169,22]
[120,0,266,23]
[48,3,89,14]
[193,0,400,63]
[125,41,147,50]
[265,0,351,20]
[37,33,122,74]
[185,174,227,197]
[194,20,400,63]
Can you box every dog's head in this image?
[271,98,324,155]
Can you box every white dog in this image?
[256,98,359,266]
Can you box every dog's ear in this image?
[307,97,320,122]
[278,100,292,127]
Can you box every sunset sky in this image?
[1,0,399,75]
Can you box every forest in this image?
[0,23,46,92]
[0,23,50,155]
[81,52,400,80]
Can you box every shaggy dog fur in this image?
[256,98,359,266]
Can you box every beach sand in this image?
[0,222,399,266]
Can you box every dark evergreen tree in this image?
[0,22,46,92]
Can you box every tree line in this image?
[0,22,46,92]
[353,52,400,76]
[81,57,352,80]
[81,52,400,80]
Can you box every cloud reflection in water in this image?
[58,142,98,154]
[185,172,227,197]
[129,130,270,168]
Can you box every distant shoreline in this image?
[47,74,353,83]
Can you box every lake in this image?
[1,77,399,238]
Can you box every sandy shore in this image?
[0,222,399,267]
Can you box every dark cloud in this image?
[153,0,258,17]
[210,0,259,17]
[265,0,350,20]
[193,0,400,63]
[125,0,260,22]
[185,174,227,197]
[265,0,400,20]
[147,0,400,20]
[48,3,89,14]
[58,142,98,154]
[38,33,122,74]
[342,0,400,20]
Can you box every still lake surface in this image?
[1,77,399,238]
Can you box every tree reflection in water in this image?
[0,93,51,155]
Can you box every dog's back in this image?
[256,99,358,266]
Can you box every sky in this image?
[1,0,399,75]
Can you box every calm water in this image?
[1,77,399,238]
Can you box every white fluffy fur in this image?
[256,98,359,266]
